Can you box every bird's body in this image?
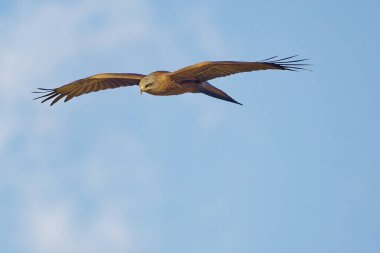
[140,71,199,96]
[34,56,308,106]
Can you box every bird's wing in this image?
[169,56,308,83]
[33,73,145,105]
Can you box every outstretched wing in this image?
[169,56,308,83]
[33,73,145,105]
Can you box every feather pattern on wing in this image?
[169,56,308,83]
[33,73,145,105]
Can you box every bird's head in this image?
[139,74,157,94]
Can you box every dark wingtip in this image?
[32,87,68,106]
[261,55,311,71]
[260,55,278,62]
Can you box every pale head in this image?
[139,72,161,94]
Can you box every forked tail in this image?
[199,82,242,105]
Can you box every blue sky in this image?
[0,0,379,253]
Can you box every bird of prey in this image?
[33,56,307,106]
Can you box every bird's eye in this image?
[145,82,153,88]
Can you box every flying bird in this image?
[33,56,308,106]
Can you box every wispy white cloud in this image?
[3,126,162,253]
[0,1,166,252]
[0,1,232,252]
[17,188,133,253]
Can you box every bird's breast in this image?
[148,74,199,96]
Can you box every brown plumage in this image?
[33,56,308,106]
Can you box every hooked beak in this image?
[140,87,144,95]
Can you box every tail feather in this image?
[199,82,242,105]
